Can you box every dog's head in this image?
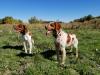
[14,24,28,35]
[45,22,61,36]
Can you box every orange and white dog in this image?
[45,22,78,65]
[14,24,34,54]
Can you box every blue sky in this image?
[0,0,100,22]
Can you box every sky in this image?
[0,0,100,22]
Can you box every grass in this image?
[0,24,100,75]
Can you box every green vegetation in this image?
[74,14,93,22]
[0,24,100,75]
[28,16,43,24]
[0,16,23,24]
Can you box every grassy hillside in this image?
[0,24,100,75]
[65,16,100,29]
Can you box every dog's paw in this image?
[59,64,67,69]
[25,51,28,54]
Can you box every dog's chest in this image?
[56,31,67,45]
[55,31,74,47]
[22,33,31,41]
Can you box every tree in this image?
[2,16,14,24]
[83,14,93,21]
[29,16,37,24]
[1,16,23,24]
[0,19,2,24]
[28,16,43,24]
[13,19,23,24]
[74,14,93,22]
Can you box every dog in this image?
[14,24,34,54]
[45,22,78,65]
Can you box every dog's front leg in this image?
[23,41,27,53]
[28,40,32,54]
[76,47,78,59]
[55,43,61,65]
[61,47,66,65]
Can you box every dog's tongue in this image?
[46,31,51,36]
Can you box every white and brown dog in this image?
[14,24,34,54]
[45,22,78,65]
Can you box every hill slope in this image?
[0,25,100,75]
[65,15,100,29]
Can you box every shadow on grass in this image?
[1,45,23,50]
[40,49,76,60]
[40,49,56,60]
[17,52,35,57]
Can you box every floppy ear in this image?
[23,25,26,29]
[21,24,27,31]
[54,22,61,31]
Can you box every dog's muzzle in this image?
[46,30,52,36]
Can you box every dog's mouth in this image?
[45,25,53,36]
[46,30,52,36]
[45,25,50,36]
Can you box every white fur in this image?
[55,29,78,65]
[22,32,34,54]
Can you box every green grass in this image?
[0,25,100,75]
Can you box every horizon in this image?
[0,0,100,23]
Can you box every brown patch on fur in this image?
[67,34,71,44]
[49,22,61,31]
[45,22,62,38]
[54,22,61,31]
[15,24,28,35]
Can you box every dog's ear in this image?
[54,22,61,31]
[22,25,26,29]
[21,24,28,32]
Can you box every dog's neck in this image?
[52,29,62,38]
[20,29,28,35]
